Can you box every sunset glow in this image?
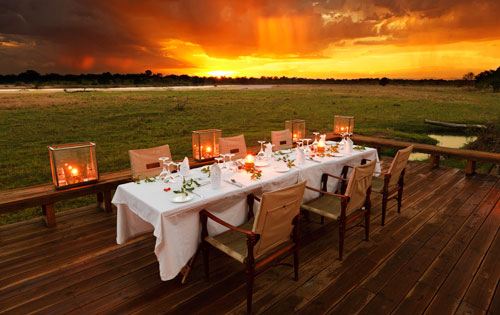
[0,1,499,78]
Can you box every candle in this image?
[245,154,255,171]
[317,140,325,153]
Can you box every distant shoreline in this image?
[0,84,280,94]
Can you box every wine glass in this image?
[215,157,223,168]
[227,153,235,171]
[257,141,266,160]
[220,154,228,169]
[296,140,303,149]
[164,160,175,182]
[158,157,170,181]
[303,139,312,155]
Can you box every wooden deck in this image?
[1,157,500,314]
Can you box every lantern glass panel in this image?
[49,142,99,190]
[284,120,306,142]
[333,115,354,136]
[192,129,222,161]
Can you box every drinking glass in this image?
[164,160,175,182]
[220,154,228,169]
[158,157,170,181]
[303,139,312,155]
[257,141,266,160]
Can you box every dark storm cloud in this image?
[0,0,499,74]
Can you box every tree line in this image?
[0,67,498,91]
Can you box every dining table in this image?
[112,144,380,281]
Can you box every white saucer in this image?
[255,161,269,167]
[326,141,336,145]
[170,195,194,203]
[273,166,290,173]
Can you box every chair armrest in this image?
[305,186,347,198]
[324,173,348,181]
[249,194,261,202]
[374,171,390,176]
[200,210,255,236]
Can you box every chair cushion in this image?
[205,218,255,263]
[371,176,385,193]
[372,176,399,195]
[301,194,342,220]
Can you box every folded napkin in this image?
[180,157,190,176]
[210,163,222,189]
[296,147,305,165]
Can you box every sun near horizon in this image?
[0,1,500,79]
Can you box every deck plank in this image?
[1,160,500,315]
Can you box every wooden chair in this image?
[200,181,306,314]
[301,159,376,260]
[128,144,172,179]
[271,129,293,150]
[219,134,247,159]
[371,145,413,226]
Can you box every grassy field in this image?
[1,84,499,224]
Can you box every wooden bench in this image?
[3,136,500,228]
[328,133,500,176]
[0,158,216,228]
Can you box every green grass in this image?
[1,84,499,224]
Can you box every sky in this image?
[0,0,499,79]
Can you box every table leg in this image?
[181,248,200,284]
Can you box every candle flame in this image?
[71,168,79,176]
[206,146,212,153]
[68,165,73,170]
[246,154,254,163]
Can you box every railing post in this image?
[429,155,440,169]
[42,204,56,227]
[466,160,476,176]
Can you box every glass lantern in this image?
[333,115,354,137]
[285,119,306,142]
[49,142,99,190]
[192,129,222,161]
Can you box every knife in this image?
[308,158,321,163]
[224,179,244,188]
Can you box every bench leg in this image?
[42,204,56,228]
[103,190,113,212]
[97,191,113,212]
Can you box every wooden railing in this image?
[2,135,500,228]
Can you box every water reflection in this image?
[409,134,478,161]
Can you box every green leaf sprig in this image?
[134,175,158,184]
[354,145,366,151]
[173,177,201,196]
[200,166,211,178]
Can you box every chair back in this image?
[271,129,293,150]
[129,144,172,179]
[219,135,247,159]
[345,159,376,215]
[252,181,306,258]
[387,145,413,189]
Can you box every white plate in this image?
[170,195,194,203]
[273,166,290,173]
[278,149,292,154]
[255,161,269,167]
[326,141,336,145]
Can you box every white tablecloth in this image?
[112,147,379,280]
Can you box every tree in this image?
[475,67,500,92]
[144,70,152,76]
[379,77,389,86]
[462,72,474,81]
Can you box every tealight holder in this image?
[49,142,99,190]
[285,119,306,143]
[192,129,222,161]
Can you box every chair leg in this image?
[365,209,370,241]
[338,222,345,260]
[381,195,387,226]
[202,241,209,281]
[293,247,299,281]
[246,269,254,314]
[397,187,403,213]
